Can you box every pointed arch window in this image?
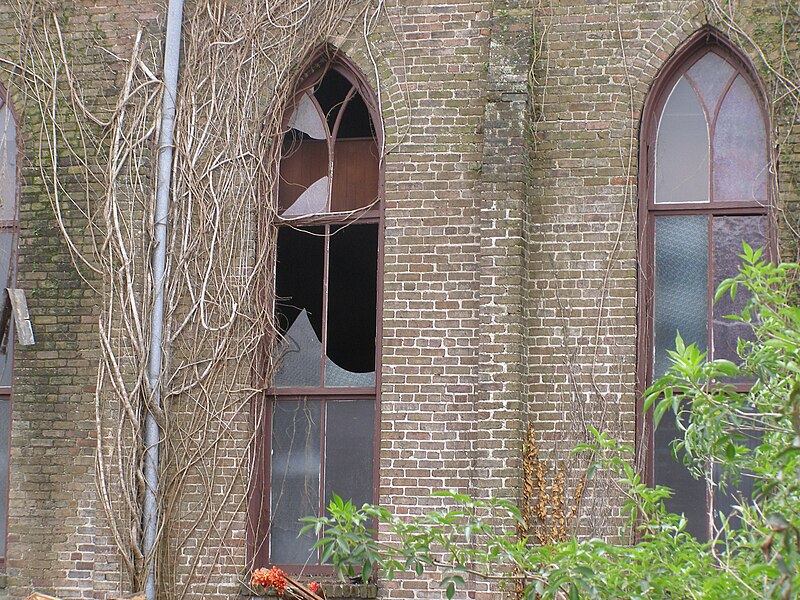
[252,55,382,570]
[639,34,771,540]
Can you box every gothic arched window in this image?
[639,32,771,540]
[252,54,382,569]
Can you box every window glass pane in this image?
[654,215,708,377]
[0,231,13,387]
[712,216,766,368]
[324,400,374,509]
[285,93,327,140]
[0,397,8,557]
[270,400,321,564]
[0,106,16,221]
[274,227,324,388]
[331,139,380,212]
[654,402,709,540]
[325,224,377,387]
[279,131,329,216]
[685,52,735,117]
[713,75,768,202]
[655,78,709,204]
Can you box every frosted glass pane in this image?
[0,106,16,221]
[286,93,326,140]
[274,310,324,387]
[654,402,709,540]
[654,216,708,376]
[655,78,709,204]
[686,52,735,116]
[713,76,768,202]
[324,401,374,509]
[270,400,321,564]
[282,176,329,217]
[712,216,766,367]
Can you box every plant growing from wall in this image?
[306,249,800,599]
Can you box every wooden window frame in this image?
[636,28,774,539]
[248,51,384,575]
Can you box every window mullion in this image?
[321,225,330,387]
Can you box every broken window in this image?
[641,37,771,541]
[254,56,381,569]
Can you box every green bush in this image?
[304,246,800,599]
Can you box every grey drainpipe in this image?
[144,1,184,598]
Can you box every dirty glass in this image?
[270,400,322,564]
[324,400,374,509]
[685,51,735,116]
[286,93,327,140]
[713,76,768,202]
[655,78,709,204]
[0,106,16,221]
[712,215,766,374]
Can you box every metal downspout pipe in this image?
[144,1,184,598]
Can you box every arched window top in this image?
[0,92,17,222]
[651,42,769,206]
[278,55,381,218]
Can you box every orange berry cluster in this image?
[252,566,288,596]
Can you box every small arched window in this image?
[253,54,382,569]
[639,32,771,540]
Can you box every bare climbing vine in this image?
[5,0,404,596]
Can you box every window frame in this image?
[249,51,384,574]
[636,29,774,539]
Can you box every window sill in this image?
[240,582,378,599]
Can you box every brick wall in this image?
[0,0,796,599]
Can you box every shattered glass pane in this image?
[270,400,321,564]
[286,93,327,140]
[713,76,768,202]
[325,224,377,387]
[279,134,329,215]
[654,215,708,377]
[0,106,16,221]
[686,52,735,117]
[275,310,324,388]
[655,77,709,204]
[324,400,374,508]
[274,227,324,387]
[282,176,330,217]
